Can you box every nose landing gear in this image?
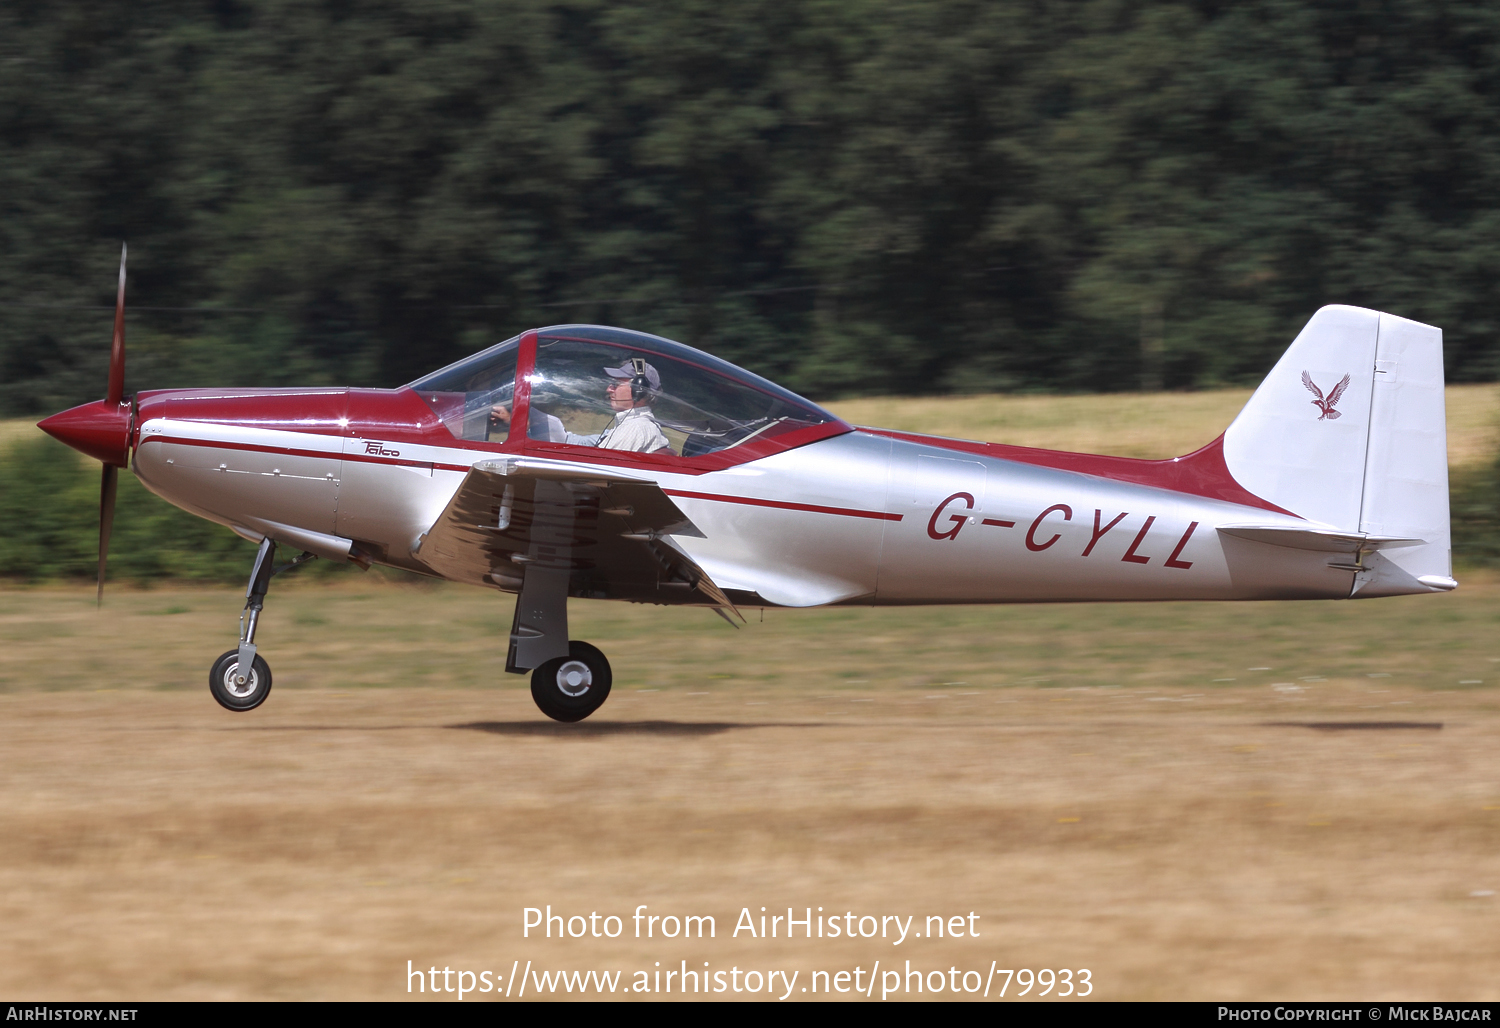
[209,648,273,711]
[208,537,315,712]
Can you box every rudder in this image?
[1357,311,1453,595]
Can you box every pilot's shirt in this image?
[568,407,671,454]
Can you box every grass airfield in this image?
[2,387,1500,1001]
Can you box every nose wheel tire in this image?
[530,642,612,722]
[209,649,273,712]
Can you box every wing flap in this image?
[415,460,734,615]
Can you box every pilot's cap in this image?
[603,358,661,391]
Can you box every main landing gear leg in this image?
[505,565,612,723]
[209,538,315,712]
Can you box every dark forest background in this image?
[6,0,1500,418]
[9,0,1500,579]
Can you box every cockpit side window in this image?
[408,336,521,442]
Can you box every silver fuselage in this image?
[133,411,1353,607]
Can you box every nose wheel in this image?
[210,649,273,711]
[531,642,612,722]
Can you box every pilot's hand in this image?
[489,403,512,425]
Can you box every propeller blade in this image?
[98,464,118,606]
[105,243,126,407]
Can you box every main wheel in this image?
[530,642,612,722]
[209,649,273,712]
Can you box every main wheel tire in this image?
[209,649,273,712]
[530,642,612,722]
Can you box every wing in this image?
[1325,373,1352,408]
[1300,370,1324,401]
[414,457,740,617]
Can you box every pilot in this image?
[588,358,672,454]
[490,357,672,454]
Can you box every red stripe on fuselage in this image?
[140,434,473,474]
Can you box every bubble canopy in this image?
[409,325,842,461]
[409,333,523,442]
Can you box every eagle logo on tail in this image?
[1302,370,1351,420]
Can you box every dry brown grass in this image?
[829,389,1257,459]
[829,382,1500,468]
[1441,383,1500,468]
[0,417,43,451]
[6,571,1500,694]
[1,583,1499,1000]
[0,685,1496,1001]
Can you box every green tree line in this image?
[0,436,257,581]
[5,0,1500,416]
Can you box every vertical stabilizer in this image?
[1222,305,1453,596]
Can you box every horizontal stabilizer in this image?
[1217,524,1424,553]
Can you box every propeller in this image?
[98,244,128,605]
[36,244,135,604]
[98,463,117,606]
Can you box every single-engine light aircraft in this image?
[40,248,1454,720]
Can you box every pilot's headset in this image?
[627,356,655,402]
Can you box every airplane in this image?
[39,247,1455,721]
